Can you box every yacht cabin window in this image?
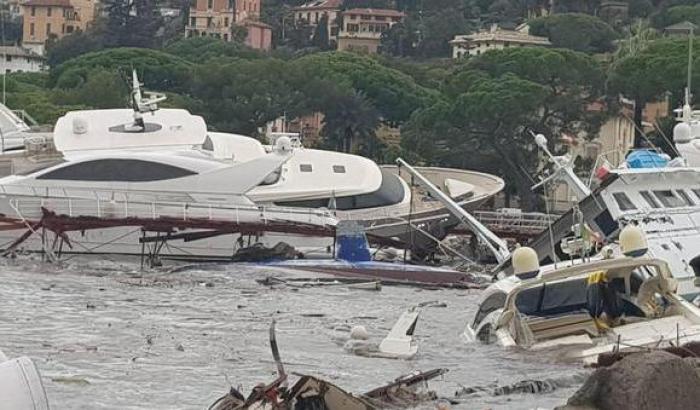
[640,191,661,208]
[332,165,346,173]
[653,190,685,208]
[692,189,700,202]
[612,192,636,211]
[299,164,313,173]
[676,190,695,206]
[36,159,197,182]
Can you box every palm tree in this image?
[321,91,380,153]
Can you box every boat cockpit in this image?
[467,257,696,352]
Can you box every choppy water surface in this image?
[0,257,586,409]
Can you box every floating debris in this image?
[51,376,90,386]
[209,321,447,409]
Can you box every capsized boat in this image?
[465,226,700,364]
[266,221,481,287]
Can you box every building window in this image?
[66,25,74,33]
[612,192,636,211]
[224,17,229,27]
[208,0,213,9]
[190,17,195,26]
[46,23,51,36]
[5,55,11,62]
[299,164,313,172]
[47,7,52,16]
[31,6,36,16]
[640,191,661,208]
[332,165,346,173]
[30,23,35,36]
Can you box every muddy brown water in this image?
[0,257,585,409]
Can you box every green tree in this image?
[189,57,305,135]
[164,36,263,62]
[529,13,618,53]
[46,30,104,68]
[652,5,700,29]
[609,37,700,146]
[403,47,605,209]
[49,48,193,94]
[320,90,380,153]
[292,52,438,125]
[0,6,22,45]
[102,0,163,48]
[311,14,330,49]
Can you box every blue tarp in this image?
[626,150,668,169]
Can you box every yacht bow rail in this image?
[470,210,558,236]
[0,184,337,226]
[4,196,337,229]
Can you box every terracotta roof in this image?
[21,0,73,7]
[293,0,342,11]
[342,8,405,17]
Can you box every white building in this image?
[0,46,45,73]
[450,25,551,58]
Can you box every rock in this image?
[559,351,700,410]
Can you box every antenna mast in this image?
[688,26,694,106]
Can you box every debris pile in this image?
[209,321,446,409]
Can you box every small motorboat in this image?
[464,226,700,364]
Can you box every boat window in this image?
[202,135,214,151]
[612,192,636,211]
[593,210,618,236]
[36,159,197,182]
[677,190,695,206]
[640,191,661,208]
[259,167,281,186]
[332,165,346,173]
[654,190,685,208]
[473,291,507,328]
[299,164,313,172]
[516,278,588,317]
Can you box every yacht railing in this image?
[0,185,337,227]
[471,210,558,233]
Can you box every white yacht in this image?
[465,228,700,365]
[0,74,503,260]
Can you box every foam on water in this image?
[0,257,584,409]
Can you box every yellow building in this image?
[336,8,404,54]
[21,0,98,55]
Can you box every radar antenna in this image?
[128,70,167,131]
